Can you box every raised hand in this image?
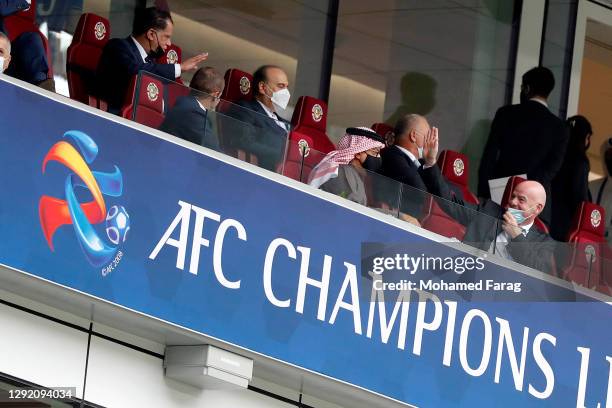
[424,126,439,166]
[180,53,209,72]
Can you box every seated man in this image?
[420,128,556,274]
[380,113,441,216]
[226,65,290,170]
[95,7,208,113]
[0,31,11,73]
[160,66,224,150]
[0,0,53,90]
[309,126,420,226]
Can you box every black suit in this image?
[422,165,556,274]
[224,99,289,171]
[95,37,176,112]
[380,145,439,215]
[159,96,219,150]
[478,100,570,224]
[1,0,49,85]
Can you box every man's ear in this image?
[535,203,543,215]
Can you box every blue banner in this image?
[1,79,611,407]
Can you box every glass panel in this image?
[133,72,289,172]
[328,0,518,192]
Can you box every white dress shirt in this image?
[257,100,289,131]
[395,145,434,169]
[529,97,548,108]
[130,36,181,78]
[490,221,534,261]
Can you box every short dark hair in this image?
[132,7,173,37]
[393,114,421,141]
[522,66,555,98]
[190,67,225,96]
[252,65,280,97]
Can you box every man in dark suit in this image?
[95,7,208,113]
[226,65,291,171]
[421,129,556,274]
[380,113,442,216]
[0,0,53,90]
[478,66,570,225]
[160,67,224,150]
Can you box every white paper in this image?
[488,174,527,205]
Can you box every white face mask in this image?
[417,145,424,159]
[0,57,4,73]
[270,88,291,110]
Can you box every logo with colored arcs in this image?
[39,131,129,270]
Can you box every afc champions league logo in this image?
[298,139,310,157]
[453,158,464,177]
[39,131,129,274]
[591,209,602,228]
[94,21,106,40]
[311,103,323,122]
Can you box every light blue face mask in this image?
[506,206,534,224]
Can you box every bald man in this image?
[419,129,555,273]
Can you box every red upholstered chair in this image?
[501,176,549,234]
[371,122,394,145]
[3,0,53,79]
[156,44,188,111]
[121,74,165,129]
[562,202,607,290]
[283,97,335,181]
[216,69,261,166]
[420,151,476,240]
[437,150,478,205]
[66,13,110,109]
[218,68,253,113]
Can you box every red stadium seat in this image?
[371,122,394,145]
[217,68,258,165]
[218,68,253,112]
[156,44,187,111]
[562,202,607,290]
[420,151,476,240]
[500,176,549,234]
[121,74,165,129]
[3,0,53,79]
[283,97,335,181]
[67,13,110,108]
[437,150,478,205]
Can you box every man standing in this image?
[160,67,224,150]
[96,7,208,113]
[477,66,569,225]
[227,65,291,170]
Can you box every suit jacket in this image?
[550,156,589,241]
[0,0,29,33]
[380,145,438,215]
[422,164,556,274]
[95,37,176,112]
[224,98,290,170]
[478,101,569,223]
[159,96,219,150]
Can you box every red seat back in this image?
[121,74,165,129]
[420,197,467,240]
[67,13,110,105]
[290,96,335,154]
[371,122,394,145]
[218,68,253,113]
[501,176,549,234]
[156,44,186,110]
[563,202,607,289]
[4,0,53,78]
[282,96,334,181]
[437,150,478,205]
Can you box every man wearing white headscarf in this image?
[309,127,385,204]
